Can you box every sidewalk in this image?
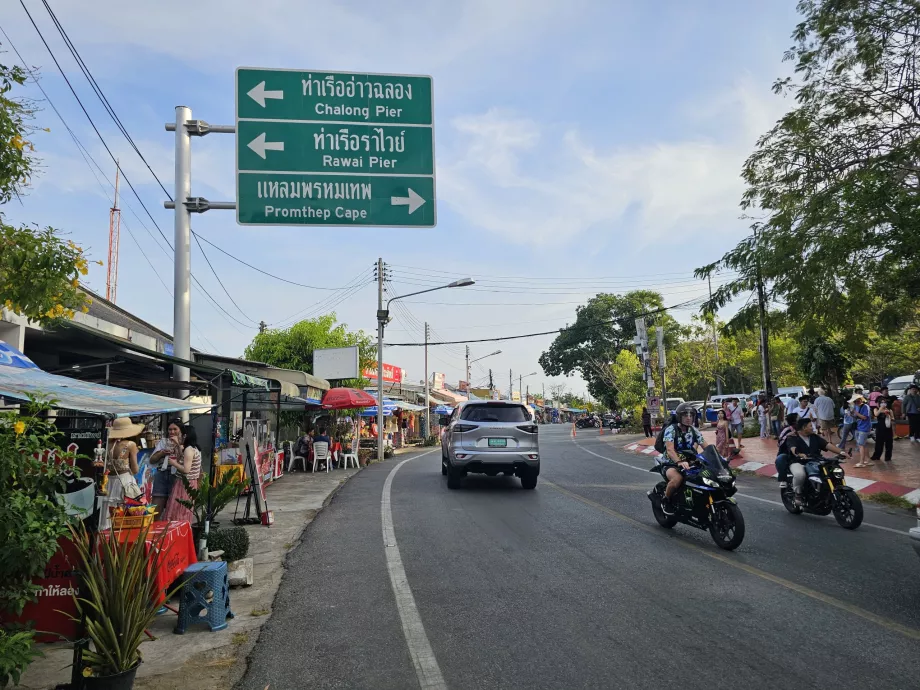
[18,466,362,690]
[621,430,920,505]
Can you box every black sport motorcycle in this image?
[780,454,863,529]
[647,445,745,550]
[575,415,601,429]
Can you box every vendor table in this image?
[113,520,197,603]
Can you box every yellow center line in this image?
[542,479,920,641]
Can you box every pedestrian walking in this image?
[868,386,881,412]
[839,400,855,452]
[813,390,837,441]
[770,396,785,438]
[903,384,920,442]
[715,410,732,458]
[728,398,744,450]
[641,406,652,438]
[757,397,769,438]
[870,399,894,462]
[850,393,873,468]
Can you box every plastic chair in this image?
[287,441,308,472]
[312,441,330,473]
[340,437,360,469]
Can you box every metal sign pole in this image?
[173,106,192,418]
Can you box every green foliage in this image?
[0,222,95,324]
[849,329,920,385]
[176,470,246,530]
[0,55,35,203]
[698,0,920,334]
[0,628,41,687]
[207,526,250,562]
[69,524,179,677]
[607,350,646,413]
[244,314,374,387]
[796,336,851,394]
[0,400,77,618]
[539,291,676,407]
[421,436,438,447]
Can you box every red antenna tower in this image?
[106,161,121,302]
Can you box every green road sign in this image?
[235,67,435,227]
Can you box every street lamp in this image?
[466,349,502,397]
[376,276,474,463]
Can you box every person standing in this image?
[870,398,894,462]
[839,400,855,452]
[813,390,837,442]
[868,386,881,413]
[149,419,183,518]
[641,406,652,438]
[715,410,732,458]
[101,417,144,528]
[850,393,873,468]
[903,384,920,442]
[163,425,202,524]
[770,396,785,438]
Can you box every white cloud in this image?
[438,79,788,247]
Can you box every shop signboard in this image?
[362,363,403,384]
[432,372,445,390]
[314,345,360,380]
[458,380,469,392]
[236,68,435,227]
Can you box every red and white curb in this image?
[622,442,920,505]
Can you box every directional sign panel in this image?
[235,68,435,227]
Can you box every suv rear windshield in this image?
[460,404,530,423]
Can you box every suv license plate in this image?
[488,438,507,448]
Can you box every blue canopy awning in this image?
[0,341,213,418]
[433,404,453,415]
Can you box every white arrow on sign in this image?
[247,81,284,107]
[390,188,426,214]
[247,133,284,159]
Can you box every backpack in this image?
[653,423,677,454]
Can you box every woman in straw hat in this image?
[162,424,202,524]
[101,417,144,526]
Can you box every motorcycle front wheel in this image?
[833,490,863,530]
[709,503,745,550]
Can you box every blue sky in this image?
[1,0,800,398]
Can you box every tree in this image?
[848,329,920,386]
[607,350,647,412]
[243,314,374,385]
[539,291,675,407]
[698,0,920,334]
[796,336,851,395]
[0,51,94,323]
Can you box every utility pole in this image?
[258,320,267,333]
[708,275,722,395]
[489,368,494,392]
[542,383,545,404]
[755,230,773,396]
[526,384,529,403]
[106,160,121,303]
[509,369,513,401]
[519,374,523,402]
[465,345,470,397]
[173,106,192,415]
[657,325,667,414]
[424,322,430,438]
[376,257,385,463]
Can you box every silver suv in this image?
[440,400,540,490]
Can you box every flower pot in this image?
[83,663,139,690]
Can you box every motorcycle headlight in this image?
[703,477,719,488]
[833,467,844,478]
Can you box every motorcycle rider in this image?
[787,417,847,507]
[659,402,706,516]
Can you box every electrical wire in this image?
[385,295,709,346]
[269,269,374,328]
[190,231,259,326]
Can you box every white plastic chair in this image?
[312,441,330,473]
[339,437,360,469]
[287,443,308,472]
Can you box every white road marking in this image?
[382,450,447,689]
[570,439,910,537]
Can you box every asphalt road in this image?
[238,425,920,690]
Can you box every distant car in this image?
[440,400,540,490]
[665,397,685,413]
[888,373,919,400]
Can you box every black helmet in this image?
[674,402,695,422]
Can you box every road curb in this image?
[621,441,920,505]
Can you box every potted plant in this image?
[69,524,176,689]
[177,470,246,544]
[207,526,252,586]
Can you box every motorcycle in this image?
[575,415,601,429]
[780,454,863,529]
[647,445,745,550]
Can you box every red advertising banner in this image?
[362,363,403,383]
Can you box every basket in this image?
[111,512,156,530]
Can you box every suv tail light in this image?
[453,424,477,433]
[516,424,538,434]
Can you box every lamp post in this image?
[377,277,474,463]
[467,349,501,397]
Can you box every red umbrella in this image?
[322,387,378,410]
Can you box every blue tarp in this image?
[433,405,453,415]
[360,399,398,417]
[0,341,213,418]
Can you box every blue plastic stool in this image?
[174,561,234,634]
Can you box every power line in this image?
[389,263,739,283]
[190,231,259,326]
[385,295,707,346]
